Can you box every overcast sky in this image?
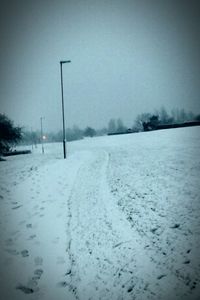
[0,0,200,132]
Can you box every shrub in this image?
[0,114,22,154]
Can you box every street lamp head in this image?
[60,60,71,64]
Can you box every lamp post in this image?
[30,127,33,151]
[60,60,71,159]
[40,117,44,154]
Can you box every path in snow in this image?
[65,150,152,300]
[0,151,91,300]
[63,150,193,300]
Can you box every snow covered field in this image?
[0,127,200,300]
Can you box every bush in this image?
[0,114,22,154]
[84,127,96,137]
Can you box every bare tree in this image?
[108,119,117,133]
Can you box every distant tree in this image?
[72,125,84,140]
[21,130,40,146]
[0,114,22,154]
[108,119,117,133]
[96,127,108,136]
[158,107,172,124]
[142,115,160,131]
[179,108,187,123]
[131,126,140,133]
[133,113,152,131]
[149,115,160,128]
[187,111,195,121]
[30,131,39,146]
[171,108,195,123]
[171,108,178,123]
[116,118,127,133]
[65,126,83,141]
[134,108,197,133]
[195,114,200,121]
[53,130,63,142]
[84,127,96,137]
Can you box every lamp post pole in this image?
[60,60,71,159]
[40,117,44,154]
[30,127,33,151]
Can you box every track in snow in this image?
[63,150,179,300]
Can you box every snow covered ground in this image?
[0,127,200,300]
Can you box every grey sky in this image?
[0,0,200,132]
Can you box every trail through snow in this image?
[0,151,91,300]
[64,150,155,299]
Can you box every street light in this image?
[40,117,44,154]
[60,60,71,159]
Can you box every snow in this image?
[0,127,200,300]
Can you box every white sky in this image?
[0,0,200,132]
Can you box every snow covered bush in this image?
[0,113,22,155]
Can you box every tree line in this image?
[0,107,200,155]
[133,107,198,132]
[18,107,200,145]
[109,107,199,133]
[20,125,107,147]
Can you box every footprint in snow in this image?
[26,223,32,228]
[34,269,44,278]
[28,234,36,240]
[12,205,22,210]
[157,274,167,280]
[21,250,29,257]
[170,223,180,229]
[65,269,71,276]
[16,285,34,294]
[27,278,38,288]
[57,281,68,288]
[183,259,190,264]
[6,249,19,256]
[127,286,134,293]
[190,281,197,290]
